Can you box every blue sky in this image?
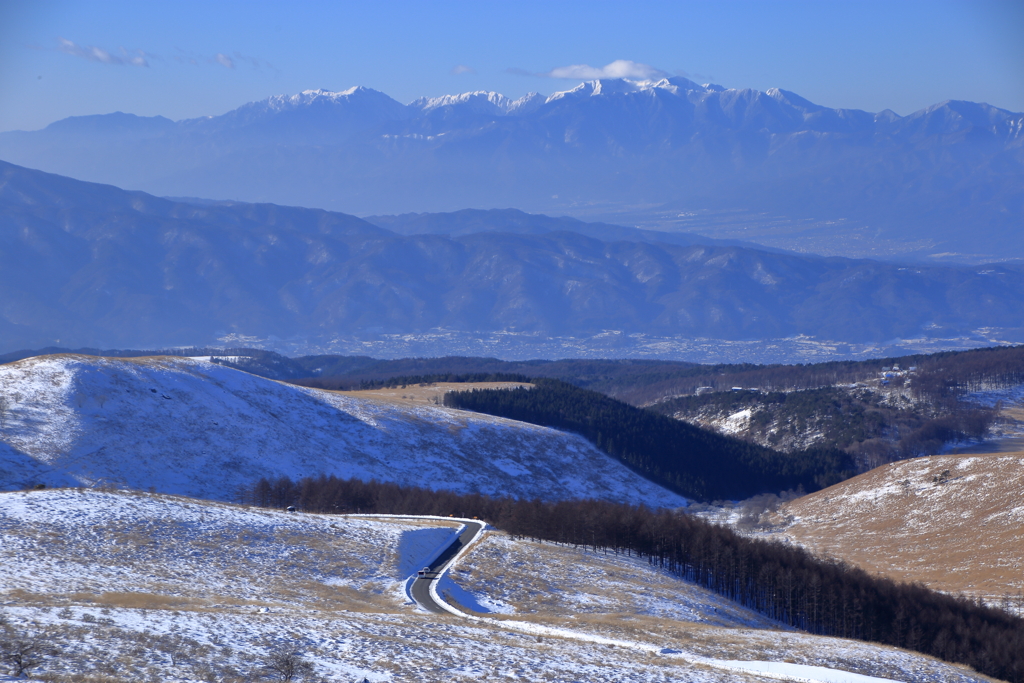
[1,0,1022,132]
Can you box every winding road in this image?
[409,520,484,614]
[395,515,901,683]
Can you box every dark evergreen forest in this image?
[240,475,1024,683]
[443,379,855,501]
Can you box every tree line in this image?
[443,378,854,501]
[240,475,1024,683]
[12,344,1020,410]
[616,344,1024,405]
[353,372,532,390]
[909,345,1024,402]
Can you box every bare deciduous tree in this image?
[261,651,314,681]
[0,619,57,678]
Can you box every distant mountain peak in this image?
[545,76,713,102]
[765,87,825,111]
[545,78,636,101]
[197,86,411,133]
[411,90,545,116]
[259,86,397,110]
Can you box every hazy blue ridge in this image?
[2,160,1023,353]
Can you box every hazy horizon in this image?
[1,0,1022,132]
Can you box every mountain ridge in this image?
[2,78,1020,262]
[2,160,1024,354]
[361,207,796,253]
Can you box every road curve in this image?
[371,516,883,683]
[410,520,484,614]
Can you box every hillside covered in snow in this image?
[0,355,685,507]
[0,488,993,682]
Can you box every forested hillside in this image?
[646,346,1024,466]
[4,160,1024,352]
[443,379,854,501]
[650,387,995,468]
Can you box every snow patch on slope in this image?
[719,408,753,434]
[718,661,899,683]
[965,383,1024,408]
[395,526,460,578]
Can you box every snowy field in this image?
[0,489,994,683]
[0,354,685,507]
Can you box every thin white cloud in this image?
[542,60,668,80]
[450,64,476,75]
[170,47,271,72]
[57,38,149,67]
[232,51,271,70]
[171,47,200,66]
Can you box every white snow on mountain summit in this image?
[411,91,544,116]
[544,76,712,102]
[231,86,549,122]
[238,78,734,121]
[0,355,687,507]
[262,87,394,111]
[195,86,412,128]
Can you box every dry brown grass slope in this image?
[771,452,1024,607]
[333,381,533,406]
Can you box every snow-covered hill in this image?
[0,354,686,507]
[0,488,990,682]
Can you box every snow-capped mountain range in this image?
[1,78,1021,261]
[410,90,545,116]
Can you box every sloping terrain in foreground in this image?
[0,355,685,507]
[0,489,994,682]
[768,453,1024,607]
